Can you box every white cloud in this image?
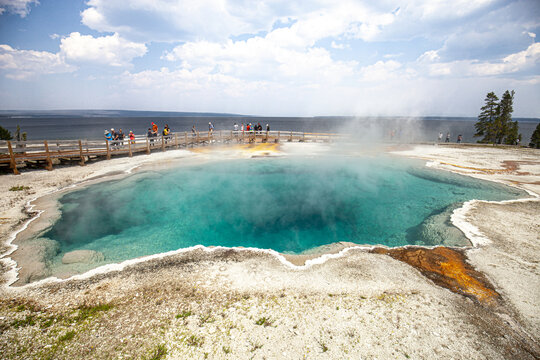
[331,41,348,50]
[501,42,540,72]
[163,34,357,86]
[0,44,75,80]
[0,0,38,17]
[81,0,281,42]
[80,0,398,43]
[59,32,147,67]
[79,0,517,45]
[119,67,264,97]
[410,0,495,20]
[157,2,402,86]
[359,60,402,81]
[417,50,440,63]
[416,43,540,77]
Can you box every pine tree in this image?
[495,90,515,144]
[504,121,520,145]
[0,126,12,140]
[474,91,499,143]
[475,90,517,144]
[530,123,540,149]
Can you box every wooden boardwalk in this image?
[0,130,343,174]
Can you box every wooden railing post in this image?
[146,137,150,154]
[128,138,133,157]
[161,134,165,152]
[105,140,111,160]
[43,140,53,170]
[175,133,179,149]
[184,132,187,147]
[7,141,19,175]
[78,140,86,166]
[277,131,280,143]
[289,131,293,142]
[197,131,200,144]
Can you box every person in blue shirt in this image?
[104,129,112,141]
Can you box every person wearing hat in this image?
[129,130,135,144]
[110,128,118,148]
[104,129,112,141]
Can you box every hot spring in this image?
[34,153,525,277]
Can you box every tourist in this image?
[209,122,214,133]
[438,132,443,142]
[234,123,238,132]
[457,135,462,143]
[118,129,125,147]
[151,122,158,136]
[257,122,262,134]
[147,128,154,146]
[129,131,135,144]
[163,124,171,144]
[241,123,244,133]
[111,128,118,149]
[266,124,270,132]
[104,129,112,141]
[445,132,450,142]
[192,125,196,137]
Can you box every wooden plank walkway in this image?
[0,131,343,174]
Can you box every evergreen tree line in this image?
[474,90,522,145]
[474,90,540,148]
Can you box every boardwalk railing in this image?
[0,131,343,174]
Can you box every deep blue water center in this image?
[44,155,523,264]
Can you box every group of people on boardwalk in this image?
[438,132,463,143]
[104,121,273,146]
[104,128,135,148]
[104,122,171,148]
[233,122,270,134]
[147,122,171,146]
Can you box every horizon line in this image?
[0,109,538,120]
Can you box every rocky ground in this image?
[0,143,538,359]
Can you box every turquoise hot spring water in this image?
[39,154,525,275]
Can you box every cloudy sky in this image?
[0,0,538,116]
